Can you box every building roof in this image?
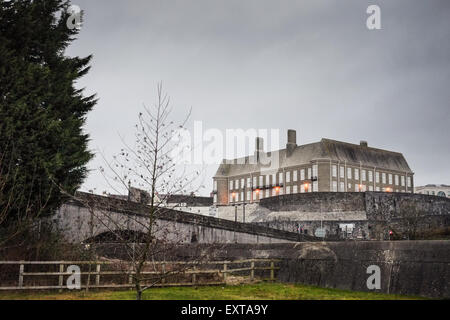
[214,138,412,178]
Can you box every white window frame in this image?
[332,165,337,178]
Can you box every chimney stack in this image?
[255,137,264,163]
[287,129,297,156]
[360,141,368,148]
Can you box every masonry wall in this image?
[95,240,450,298]
[254,192,450,240]
[259,192,366,212]
[55,194,314,244]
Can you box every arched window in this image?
[437,191,446,197]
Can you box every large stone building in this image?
[213,130,414,205]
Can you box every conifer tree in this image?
[0,0,96,231]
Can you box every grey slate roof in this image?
[214,138,412,178]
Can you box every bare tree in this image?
[59,84,211,299]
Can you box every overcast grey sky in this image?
[66,0,450,195]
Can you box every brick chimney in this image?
[255,137,264,163]
[287,129,297,156]
[360,140,368,148]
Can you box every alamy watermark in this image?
[66,4,82,30]
[366,5,381,30]
[66,265,81,290]
[170,122,281,172]
[366,265,381,290]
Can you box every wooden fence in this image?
[0,259,280,291]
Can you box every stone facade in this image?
[53,193,314,244]
[415,184,450,198]
[215,192,450,241]
[213,130,414,206]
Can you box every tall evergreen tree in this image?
[0,0,96,229]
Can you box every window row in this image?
[331,165,411,187]
[228,166,318,191]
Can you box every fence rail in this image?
[0,259,280,291]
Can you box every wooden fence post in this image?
[270,261,275,281]
[96,264,101,286]
[223,263,227,282]
[192,266,197,285]
[18,264,24,288]
[250,261,255,281]
[59,264,64,292]
[161,263,166,284]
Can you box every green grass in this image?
[0,283,425,300]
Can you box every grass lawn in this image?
[0,282,425,300]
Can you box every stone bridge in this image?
[54,193,312,244]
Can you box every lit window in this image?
[293,185,298,193]
[229,181,233,191]
[395,175,399,186]
[368,186,374,191]
[368,171,373,182]
[286,186,291,194]
[301,169,305,181]
[259,176,263,187]
[214,181,218,191]
[332,165,337,177]
[266,175,270,186]
[241,179,244,189]
[355,169,359,181]
[253,176,257,188]
[376,172,380,183]
[279,172,284,184]
[382,173,386,184]
[348,183,352,190]
[407,177,412,188]
[236,179,239,189]
[340,167,345,179]
[247,177,251,188]
[300,184,305,193]
[347,168,352,180]
[362,170,366,181]
[376,187,380,192]
[388,174,393,185]
[286,171,291,183]
[401,176,405,187]
[213,194,217,203]
[247,191,251,201]
[340,182,345,192]
[293,170,298,182]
